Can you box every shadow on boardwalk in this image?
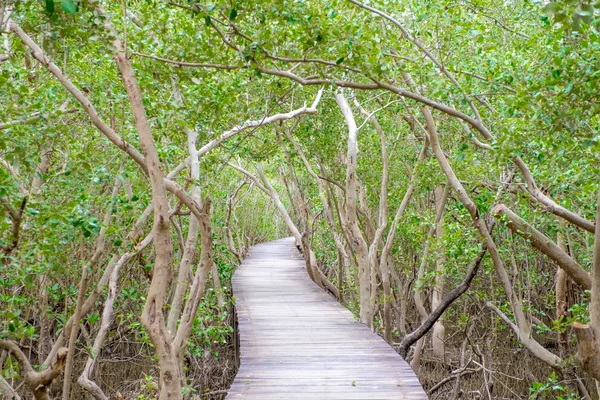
[226,237,428,399]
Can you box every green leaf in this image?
[46,0,55,13]
[89,313,99,324]
[582,139,596,148]
[229,9,238,20]
[577,5,593,17]
[61,0,77,14]
[205,16,211,26]
[552,69,561,79]
[564,83,573,94]
[542,2,559,16]
[336,57,344,65]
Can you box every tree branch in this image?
[492,204,591,290]
[0,340,68,400]
[399,244,488,357]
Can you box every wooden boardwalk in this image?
[226,237,427,399]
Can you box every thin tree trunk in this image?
[173,199,213,363]
[431,185,448,358]
[63,171,123,399]
[167,129,202,334]
[573,183,600,379]
[335,92,372,326]
[225,181,246,263]
[43,203,152,368]
[409,185,449,368]
[211,265,225,308]
[78,233,154,400]
[556,231,568,349]
[378,141,428,342]
[410,337,425,374]
[411,222,435,372]
[283,129,350,298]
[354,98,390,330]
[62,263,89,400]
[405,69,562,367]
[88,2,181,396]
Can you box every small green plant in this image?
[528,372,579,399]
[134,373,158,400]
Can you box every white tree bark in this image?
[167,129,202,334]
[422,104,561,367]
[354,98,389,329]
[431,185,449,359]
[282,130,351,282]
[335,92,372,326]
[168,89,323,178]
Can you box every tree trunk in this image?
[354,98,390,330]
[283,128,350,300]
[574,183,600,380]
[379,141,428,342]
[100,10,182,396]
[411,72,562,367]
[431,185,449,359]
[167,129,202,334]
[335,92,372,326]
[173,199,214,366]
[556,231,568,349]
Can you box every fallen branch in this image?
[428,366,482,396]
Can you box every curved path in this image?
[226,237,427,399]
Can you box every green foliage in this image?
[3,0,600,397]
[529,372,580,399]
[541,0,598,32]
[60,0,78,15]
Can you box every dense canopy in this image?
[2,0,600,399]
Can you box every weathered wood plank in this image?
[226,237,427,399]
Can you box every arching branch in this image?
[0,340,68,400]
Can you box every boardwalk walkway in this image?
[226,237,427,399]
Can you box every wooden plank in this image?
[226,237,427,399]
